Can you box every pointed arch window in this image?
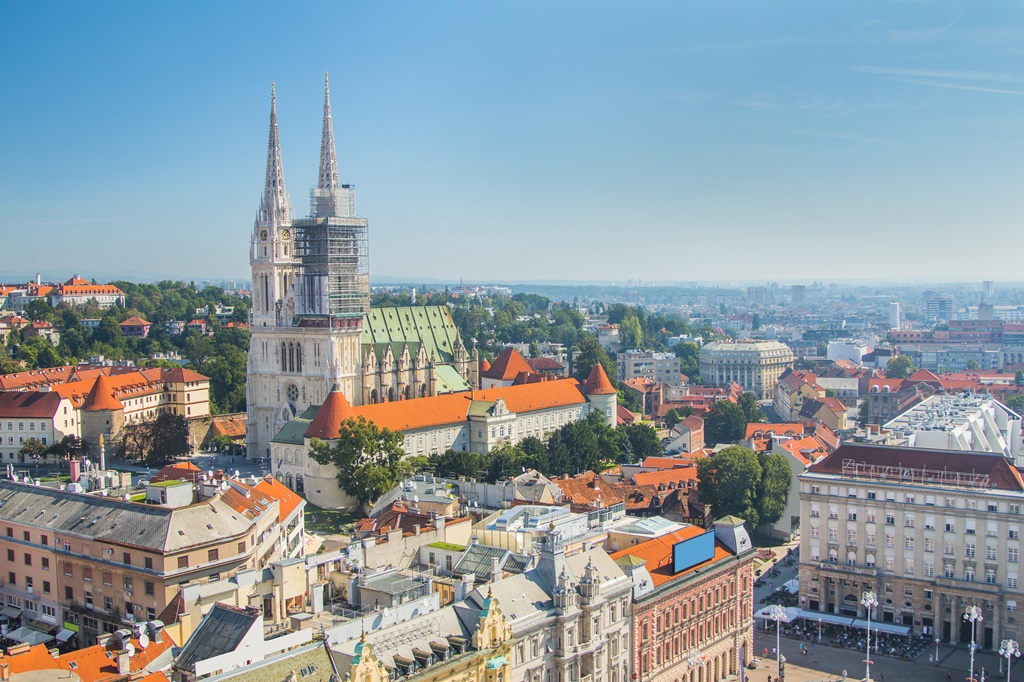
[281,343,287,372]
[288,343,295,372]
[296,344,302,373]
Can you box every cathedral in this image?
[246,76,476,461]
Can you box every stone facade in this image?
[699,340,794,400]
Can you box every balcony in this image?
[933,577,1001,594]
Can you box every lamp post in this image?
[936,638,942,666]
[766,605,789,682]
[1000,640,1020,682]
[965,605,984,682]
[818,618,823,642]
[861,591,879,681]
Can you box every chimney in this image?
[96,633,114,648]
[491,556,502,584]
[147,620,164,643]
[116,649,131,675]
[1,663,9,682]
[413,524,421,536]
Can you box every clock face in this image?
[260,230,268,241]
[282,229,291,240]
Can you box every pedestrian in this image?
[768,676,772,682]
[880,673,884,681]
[772,648,777,658]
[764,648,769,658]
[947,672,952,681]
[842,670,847,681]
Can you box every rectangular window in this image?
[22,531,30,542]
[1010,548,1019,563]
[208,548,219,562]
[123,552,131,565]
[924,562,934,577]
[925,538,935,552]
[23,554,31,566]
[64,562,73,577]
[102,572,112,586]
[83,567,92,581]
[104,596,112,612]
[904,558,915,575]
[905,536,915,550]
[42,581,50,595]
[965,543,976,559]
[1010,573,1019,589]
[144,557,153,570]
[238,542,246,553]
[145,581,154,597]
[123,577,133,592]
[178,556,189,569]
[41,557,48,571]
[65,586,73,601]
[884,558,895,572]
[905,514,915,528]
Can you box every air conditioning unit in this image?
[125,590,133,598]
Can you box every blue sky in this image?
[2,2,1023,283]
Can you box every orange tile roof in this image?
[119,316,151,327]
[82,373,123,411]
[0,643,62,676]
[304,389,356,439]
[640,456,696,470]
[583,364,616,395]
[633,466,699,488]
[210,415,247,439]
[483,347,535,381]
[480,358,492,372]
[56,635,175,681]
[778,435,826,465]
[308,379,588,439]
[745,423,804,439]
[609,526,732,586]
[254,475,305,522]
[150,461,204,483]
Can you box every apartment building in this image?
[799,443,1024,649]
[0,391,80,463]
[699,341,794,400]
[617,350,683,387]
[0,478,289,647]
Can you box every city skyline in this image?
[3,2,1024,282]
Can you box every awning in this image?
[756,607,800,622]
[783,579,799,594]
[849,618,911,636]
[2,606,22,619]
[4,626,55,645]
[56,628,75,643]
[798,610,854,627]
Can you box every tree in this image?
[1016,370,1024,386]
[619,315,643,351]
[673,342,700,380]
[486,444,528,483]
[148,413,191,465]
[529,342,540,358]
[309,416,410,510]
[886,355,916,379]
[664,406,694,430]
[619,435,636,464]
[94,318,125,348]
[184,333,216,372]
[572,333,615,385]
[703,400,747,446]
[19,438,47,463]
[966,359,981,370]
[737,393,765,424]
[45,435,87,461]
[430,449,486,480]
[211,434,234,451]
[756,452,792,527]
[825,388,837,398]
[1005,394,1024,415]
[751,313,761,331]
[697,446,762,527]
[618,423,661,462]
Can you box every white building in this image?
[889,301,901,330]
[799,443,1024,647]
[883,393,1022,464]
[699,340,794,399]
[826,339,869,366]
[616,349,683,386]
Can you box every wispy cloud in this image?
[773,128,894,145]
[736,96,850,116]
[886,77,1024,96]
[853,65,1024,83]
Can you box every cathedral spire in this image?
[261,82,290,225]
[318,72,340,190]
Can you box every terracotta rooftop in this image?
[254,474,305,523]
[483,347,535,381]
[81,373,123,411]
[583,363,616,395]
[119,316,151,327]
[609,526,731,587]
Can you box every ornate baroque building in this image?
[246,77,475,461]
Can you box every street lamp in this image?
[818,618,823,642]
[999,639,1020,682]
[936,638,942,666]
[861,591,879,681]
[766,605,789,682]
[965,605,984,682]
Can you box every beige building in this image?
[699,340,794,400]
[0,476,292,648]
[799,443,1024,648]
[0,392,80,463]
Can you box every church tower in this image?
[247,76,368,462]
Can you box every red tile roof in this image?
[640,456,696,470]
[483,347,535,381]
[0,391,64,418]
[583,364,616,395]
[633,466,699,488]
[81,373,123,411]
[305,388,355,439]
[254,474,305,523]
[480,358,492,372]
[119,316,151,327]
[56,634,175,681]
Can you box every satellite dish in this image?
[234,470,240,478]
[138,633,149,649]
[125,643,136,657]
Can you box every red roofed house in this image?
[610,517,755,682]
[274,371,616,510]
[798,396,849,431]
[51,275,126,308]
[480,347,537,388]
[773,368,823,421]
[118,316,152,338]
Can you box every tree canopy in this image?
[703,400,747,447]
[886,355,916,379]
[696,446,792,530]
[309,416,411,510]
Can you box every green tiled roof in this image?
[271,405,319,445]
[361,306,462,364]
[467,400,495,418]
[434,364,472,394]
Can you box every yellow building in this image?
[342,589,514,682]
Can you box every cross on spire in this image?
[318,72,339,190]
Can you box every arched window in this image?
[828,549,838,563]
[296,344,302,373]
[965,566,975,582]
[281,343,287,372]
[866,553,876,567]
[295,475,304,493]
[288,343,295,372]
[263,274,269,313]
[286,473,294,489]
[404,385,412,400]
[370,389,379,404]
[388,387,396,402]
[420,383,428,398]
[847,551,857,565]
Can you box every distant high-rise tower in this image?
[983,280,995,299]
[889,301,900,330]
